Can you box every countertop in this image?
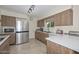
[0,34,10,46]
[35,31,54,34]
[46,34,79,52]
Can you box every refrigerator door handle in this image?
[16,31,29,33]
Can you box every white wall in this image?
[0,9,28,18]
[29,20,37,38]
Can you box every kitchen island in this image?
[46,34,79,54]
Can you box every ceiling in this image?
[0,5,70,20]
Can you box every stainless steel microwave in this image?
[3,27,15,33]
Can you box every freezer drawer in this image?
[16,32,29,44]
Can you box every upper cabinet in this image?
[52,9,73,26]
[52,13,61,26]
[37,20,44,27]
[61,9,73,26]
[37,9,73,27]
[1,15,16,27]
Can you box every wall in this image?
[43,5,79,33]
[0,9,28,18]
[29,19,37,38]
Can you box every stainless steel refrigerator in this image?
[16,18,29,44]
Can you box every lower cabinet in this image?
[9,33,16,45]
[35,31,48,45]
[4,33,16,45]
[0,37,10,54]
[47,40,61,54]
[47,40,75,54]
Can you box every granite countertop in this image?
[46,34,79,52]
[0,34,10,46]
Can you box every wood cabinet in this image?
[9,33,16,45]
[47,40,75,54]
[1,15,16,27]
[37,9,73,27]
[35,31,48,45]
[52,13,61,26]
[0,36,10,54]
[47,40,61,54]
[37,20,44,27]
[51,9,73,26]
[61,9,73,26]
[4,33,16,45]
[61,46,74,54]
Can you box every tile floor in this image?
[10,39,47,54]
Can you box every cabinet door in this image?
[6,16,10,26]
[52,13,61,26]
[40,32,48,45]
[35,32,48,45]
[47,40,61,54]
[37,20,44,27]
[9,33,16,45]
[1,15,16,27]
[61,46,74,54]
[1,15,7,26]
[9,16,16,26]
[61,9,73,26]
[0,37,10,53]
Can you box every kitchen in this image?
[0,5,79,54]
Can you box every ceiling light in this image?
[27,5,35,14]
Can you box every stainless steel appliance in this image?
[16,18,29,44]
[3,27,15,33]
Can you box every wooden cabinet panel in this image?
[1,15,6,26]
[47,40,61,54]
[9,16,16,26]
[52,13,61,26]
[0,37,10,53]
[40,32,48,45]
[4,33,16,45]
[37,9,73,27]
[1,15,16,27]
[61,9,73,26]
[35,32,41,41]
[37,20,44,27]
[35,32,48,45]
[51,9,73,26]
[9,33,16,45]
[61,45,74,54]
[47,40,75,54]
[37,20,40,27]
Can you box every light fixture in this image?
[27,5,35,21]
[27,5,35,14]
